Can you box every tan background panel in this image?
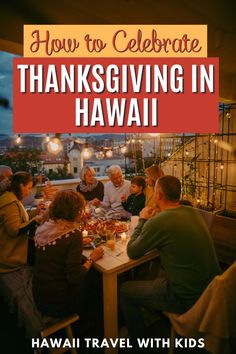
[24,24,207,58]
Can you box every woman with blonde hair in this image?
[145,164,164,208]
[77,166,104,202]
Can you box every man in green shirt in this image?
[120,175,221,341]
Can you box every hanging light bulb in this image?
[95,150,105,160]
[82,143,93,159]
[167,152,171,157]
[226,112,231,119]
[47,137,62,154]
[45,134,50,142]
[82,149,92,159]
[185,150,189,156]
[106,149,113,158]
[220,164,224,170]
[16,134,21,144]
[120,145,127,154]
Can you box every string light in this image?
[82,143,93,159]
[120,145,127,154]
[95,150,105,160]
[106,149,113,158]
[47,136,62,154]
[15,134,21,144]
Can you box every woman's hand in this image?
[35,215,44,224]
[89,246,104,262]
[91,198,101,207]
[36,202,46,214]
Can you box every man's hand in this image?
[139,206,155,220]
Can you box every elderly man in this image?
[93,165,131,219]
[0,165,13,195]
[120,175,221,341]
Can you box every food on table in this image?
[93,236,102,247]
[96,220,128,237]
[82,237,93,246]
[82,235,102,247]
[82,221,99,235]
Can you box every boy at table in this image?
[121,176,146,216]
[120,175,221,343]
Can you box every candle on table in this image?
[121,232,127,243]
[82,230,88,237]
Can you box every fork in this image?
[90,241,96,249]
[115,251,124,257]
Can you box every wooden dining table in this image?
[83,237,159,354]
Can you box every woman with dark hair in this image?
[76,166,104,202]
[0,171,40,273]
[33,189,104,318]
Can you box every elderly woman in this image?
[76,166,104,202]
[145,164,164,208]
[0,171,40,273]
[33,189,104,318]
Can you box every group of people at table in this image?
[0,163,221,344]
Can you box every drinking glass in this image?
[105,229,116,251]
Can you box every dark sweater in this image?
[128,206,221,305]
[76,181,104,201]
[33,230,87,317]
[122,192,145,216]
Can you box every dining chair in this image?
[164,261,236,354]
[0,268,79,353]
[34,313,79,354]
[197,208,215,232]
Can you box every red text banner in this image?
[13,57,219,133]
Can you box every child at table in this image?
[121,176,146,216]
